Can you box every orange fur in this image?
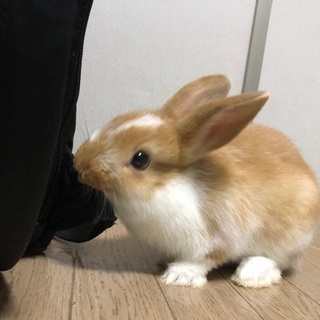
[74,75,320,287]
[195,123,320,267]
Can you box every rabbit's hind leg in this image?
[231,256,281,288]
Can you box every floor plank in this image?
[284,243,320,304]
[285,261,320,304]
[0,241,74,320]
[312,237,320,248]
[156,274,264,320]
[1,222,320,320]
[71,223,175,320]
[140,243,264,320]
[219,264,320,320]
[314,226,320,241]
[303,244,320,269]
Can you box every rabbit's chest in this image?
[113,177,213,259]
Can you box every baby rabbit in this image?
[74,75,320,288]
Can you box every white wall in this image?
[76,0,320,181]
[257,0,320,181]
[75,0,320,234]
[75,0,256,147]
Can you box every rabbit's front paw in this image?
[231,256,281,288]
[161,262,208,288]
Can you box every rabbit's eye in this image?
[131,150,150,170]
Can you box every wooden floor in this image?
[1,223,320,320]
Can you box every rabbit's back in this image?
[197,123,320,267]
[230,124,316,178]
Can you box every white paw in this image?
[231,256,281,288]
[161,262,208,288]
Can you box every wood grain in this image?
[140,242,264,320]
[71,223,174,320]
[285,242,320,304]
[219,263,320,320]
[315,226,320,241]
[0,240,74,320]
[235,282,320,320]
[303,244,320,268]
[155,274,264,320]
[1,223,320,320]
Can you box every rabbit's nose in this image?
[76,165,107,192]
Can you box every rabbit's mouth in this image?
[77,168,102,191]
[74,162,111,192]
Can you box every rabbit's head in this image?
[74,75,268,203]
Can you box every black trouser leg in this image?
[0,0,116,271]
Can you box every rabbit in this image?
[74,75,320,288]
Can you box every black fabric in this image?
[0,0,116,270]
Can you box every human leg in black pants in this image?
[0,0,116,270]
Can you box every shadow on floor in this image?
[0,273,14,316]
[47,229,238,286]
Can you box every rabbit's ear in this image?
[178,92,269,163]
[162,75,231,119]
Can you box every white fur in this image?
[161,260,215,287]
[231,256,281,288]
[90,129,101,141]
[109,170,313,288]
[113,174,213,261]
[209,196,263,257]
[112,174,219,286]
[110,114,164,138]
